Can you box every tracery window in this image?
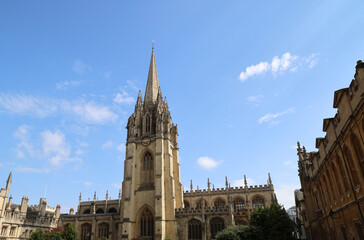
[188,219,202,240]
[83,209,91,214]
[338,156,350,192]
[233,198,245,212]
[196,199,207,208]
[210,217,225,239]
[98,223,109,239]
[140,208,154,239]
[143,152,153,170]
[214,199,226,208]
[184,200,190,208]
[331,162,343,196]
[81,223,91,240]
[252,197,265,209]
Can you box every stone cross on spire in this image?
[144,45,160,105]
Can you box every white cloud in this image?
[197,156,221,170]
[239,62,270,81]
[56,80,82,90]
[232,177,256,187]
[258,108,295,125]
[275,184,300,209]
[104,71,112,79]
[41,130,82,167]
[0,94,117,124]
[72,60,91,74]
[102,141,113,149]
[75,149,84,155]
[239,52,318,82]
[114,91,135,105]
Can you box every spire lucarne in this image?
[144,46,160,105]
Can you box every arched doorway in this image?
[188,219,202,240]
[139,207,154,239]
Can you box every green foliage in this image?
[28,229,45,240]
[27,224,78,240]
[63,224,78,240]
[250,201,296,240]
[216,225,263,240]
[45,231,63,240]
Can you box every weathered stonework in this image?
[297,60,364,240]
[0,173,61,240]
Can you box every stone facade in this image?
[297,60,364,240]
[60,48,276,240]
[0,173,61,240]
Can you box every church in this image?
[59,47,276,240]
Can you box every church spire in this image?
[144,45,160,105]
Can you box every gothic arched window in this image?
[252,197,265,209]
[344,145,359,186]
[188,219,202,240]
[210,217,225,239]
[196,199,207,208]
[338,155,350,192]
[331,161,343,196]
[97,223,109,239]
[108,208,117,213]
[233,198,245,212]
[81,223,91,240]
[214,198,226,208]
[83,209,90,214]
[146,115,151,133]
[143,152,153,170]
[184,200,190,208]
[96,208,104,214]
[140,208,154,239]
[351,134,364,174]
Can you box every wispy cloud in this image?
[14,166,50,174]
[258,108,295,125]
[114,91,135,105]
[247,95,264,102]
[84,181,93,187]
[102,141,113,149]
[197,156,222,170]
[56,80,83,90]
[239,52,319,82]
[117,143,125,152]
[112,183,122,189]
[0,94,117,124]
[72,60,91,75]
[14,125,36,159]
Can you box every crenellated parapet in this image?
[175,206,230,216]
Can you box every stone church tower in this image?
[120,47,183,240]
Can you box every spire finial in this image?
[152,40,155,50]
[244,175,248,188]
[268,173,272,185]
[190,180,193,192]
[207,178,211,191]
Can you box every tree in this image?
[28,229,45,240]
[250,201,296,240]
[216,225,263,240]
[63,224,78,240]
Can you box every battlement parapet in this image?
[183,184,272,196]
[175,206,229,216]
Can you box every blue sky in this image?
[0,1,363,211]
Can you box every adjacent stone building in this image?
[59,47,276,240]
[0,173,61,240]
[297,60,364,240]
